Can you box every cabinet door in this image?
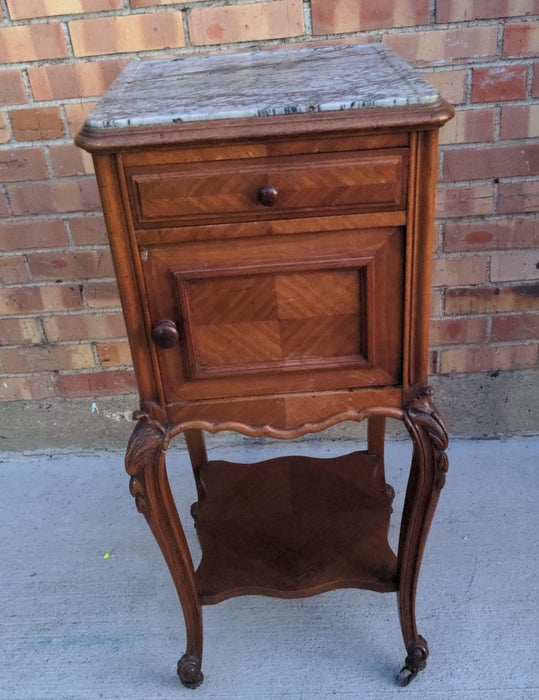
[142,227,404,403]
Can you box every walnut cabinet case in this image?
[76,45,454,689]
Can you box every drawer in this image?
[126,149,408,229]
[142,227,404,403]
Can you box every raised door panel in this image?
[142,227,404,403]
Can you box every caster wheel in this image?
[177,654,203,689]
[396,665,418,687]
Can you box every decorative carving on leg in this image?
[397,387,449,685]
[125,412,204,688]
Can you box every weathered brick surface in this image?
[6,0,123,20]
[96,341,133,367]
[471,65,528,102]
[69,12,185,57]
[0,70,26,106]
[0,148,48,182]
[492,313,539,341]
[28,61,128,101]
[8,179,101,214]
[0,2,537,401]
[9,107,65,141]
[0,318,42,346]
[189,0,304,46]
[312,0,429,34]
[383,26,498,66]
[437,0,538,22]
[439,108,495,144]
[442,144,539,181]
[444,218,539,252]
[54,369,137,397]
[0,23,67,63]
[0,344,95,373]
[503,21,539,57]
[498,181,539,214]
[439,344,537,373]
[500,105,539,139]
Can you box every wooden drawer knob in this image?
[151,320,180,349]
[258,185,278,207]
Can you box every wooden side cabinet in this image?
[76,45,454,688]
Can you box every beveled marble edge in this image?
[85,44,441,130]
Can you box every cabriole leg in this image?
[397,388,449,686]
[183,429,208,523]
[125,412,204,688]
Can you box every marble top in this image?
[85,44,440,130]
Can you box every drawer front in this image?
[142,227,404,403]
[127,149,408,229]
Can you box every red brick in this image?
[490,251,539,282]
[0,191,10,216]
[442,144,539,181]
[0,69,26,106]
[422,69,467,105]
[6,0,123,20]
[312,0,429,34]
[0,318,42,346]
[0,23,67,63]
[64,102,98,137]
[439,344,537,373]
[189,0,304,46]
[0,148,48,182]
[503,21,539,58]
[500,105,539,139]
[445,283,539,315]
[498,181,539,214]
[69,215,108,245]
[27,249,114,282]
[492,313,539,341]
[435,183,494,218]
[8,178,101,214]
[49,144,94,177]
[471,65,528,102]
[0,255,28,285]
[439,108,495,145]
[533,62,539,97]
[97,341,133,367]
[437,0,539,22]
[0,219,68,251]
[383,26,498,66]
[0,344,94,373]
[431,289,443,317]
[430,317,488,346]
[132,0,204,6]
[84,281,121,308]
[432,256,488,286]
[0,375,55,401]
[444,219,539,252]
[0,284,83,315]
[28,60,128,101]
[54,369,137,397]
[69,12,185,57]
[9,106,65,141]
[0,114,9,144]
[43,311,126,342]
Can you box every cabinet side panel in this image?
[92,154,159,408]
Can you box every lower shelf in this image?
[194,450,398,604]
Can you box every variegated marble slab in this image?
[85,44,440,130]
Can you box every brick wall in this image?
[0,0,537,403]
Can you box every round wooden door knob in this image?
[258,185,278,206]
[151,320,180,348]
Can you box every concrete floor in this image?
[1,436,537,699]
